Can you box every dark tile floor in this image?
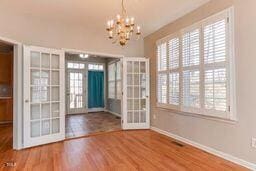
[65,112,121,138]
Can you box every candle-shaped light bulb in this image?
[125,17,130,27]
[130,17,135,25]
[109,30,113,39]
[110,20,114,28]
[136,26,141,35]
[107,20,111,29]
[117,14,121,24]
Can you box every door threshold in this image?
[65,129,123,141]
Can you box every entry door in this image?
[88,71,104,109]
[66,69,87,114]
[23,46,65,148]
[122,57,150,129]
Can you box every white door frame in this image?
[65,61,88,114]
[0,36,23,150]
[64,49,124,123]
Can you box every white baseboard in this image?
[88,108,105,113]
[151,126,256,171]
[105,110,121,117]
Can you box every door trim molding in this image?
[63,48,125,59]
[0,36,23,150]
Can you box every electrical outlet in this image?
[252,138,256,148]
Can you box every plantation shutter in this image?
[157,73,167,103]
[182,28,200,109]
[168,37,180,105]
[168,38,179,69]
[156,8,233,119]
[203,18,228,112]
[157,43,167,71]
[157,42,167,104]
[182,29,200,67]
[169,72,179,105]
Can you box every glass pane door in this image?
[123,58,150,129]
[24,46,64,148]
[66,70,87,114]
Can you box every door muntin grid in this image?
[30,51,61,138]
[126,61,147,124]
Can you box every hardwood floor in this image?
[0,124,12,154]
[0,124,248,171]
[65,112,121,138]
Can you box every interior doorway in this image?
[0,41,14,152]
[65,52,122,138]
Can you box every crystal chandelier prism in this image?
[106,0,141,46]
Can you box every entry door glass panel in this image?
[123,58,150,129]
[66,67,86,114]
[69,72,83,109]
[24,46,64,148]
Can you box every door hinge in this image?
[121,120,123,123]
[228,106,231,112]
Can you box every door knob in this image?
[25,99,29,103]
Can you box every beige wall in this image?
[0,11,143,57]
[144,0,256,164]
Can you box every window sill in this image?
[156,103,238,124]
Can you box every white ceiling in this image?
[0,0,209,37]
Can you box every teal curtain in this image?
[88,71,104,108]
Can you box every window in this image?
[156,8,235,120]
[108,63,116,99]
[88,64,104,71]
[67,62,85,69]
[116,61,122,99]
[108,61,121,99]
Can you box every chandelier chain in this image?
[121,0,127,16]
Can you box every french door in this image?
[122,57,150,129]
[23,46,65,148]
[66,69,87,114]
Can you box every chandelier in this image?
[106,0,141,46]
